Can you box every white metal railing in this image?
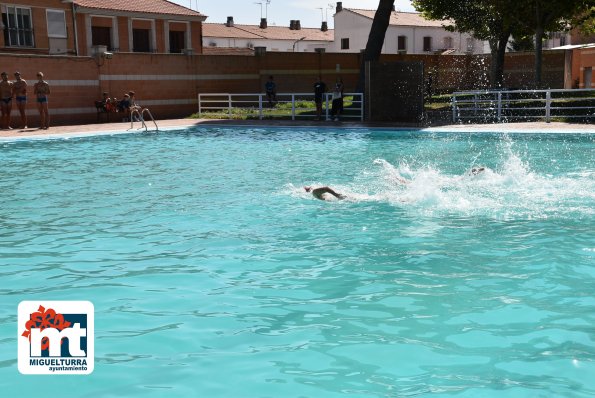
[451,88,595,123]
[198,92,364,121]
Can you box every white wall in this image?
[332,11,371,52]
[333,11,485,54]
[204,37,332,52]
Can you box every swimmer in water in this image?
[304,186,346,201]
[469,166,486,176]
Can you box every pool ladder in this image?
[129,107,159,131]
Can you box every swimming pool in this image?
[1,127,594,396]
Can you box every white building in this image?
[332,3,483,55]
[202,17,333,53]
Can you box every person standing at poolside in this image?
[33,72,50,129]
[264,75,277,107]
[12,71,27,129]
[331,77,344,122]
[313,76,327,120]
[0,72,13,129]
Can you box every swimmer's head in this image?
[304,186,312,192]
[471,167,485,175]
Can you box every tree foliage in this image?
[414,0,595,87]
[413,0,521,88]
[517,0,595,85]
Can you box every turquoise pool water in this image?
[1,127,594,397]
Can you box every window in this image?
[443,36,453,49]
[133,29,151,52]
[92,26,112,50]
[47,9,66,38]
[169,31,185,53]
[341,38,349,50]
[2,6,34,47]
[397,35,407,53]
[423,36,432,52]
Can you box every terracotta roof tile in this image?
[346,9,449,28]
[74,0,204,17]
[203,23,333,42]
[202,24,264,40]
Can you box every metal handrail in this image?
[451,88,595,123]
[129,107,158,131]
[198,92,364,121]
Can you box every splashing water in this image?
[295,134,594,220]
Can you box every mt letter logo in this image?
[18,301,94,375]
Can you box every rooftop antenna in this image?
[255,0,271,19]
[318,2,334,22]
[254,2,263,18]
[265,0,271,19]
[317,7,324,22]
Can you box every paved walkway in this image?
[0,119,592,140]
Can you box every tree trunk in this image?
[533,0,546,87]
[356,0,395,92]
[489,32,510,88]
[534,25,544,87]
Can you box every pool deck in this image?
[0,119,592,140]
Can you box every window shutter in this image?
[47,10,67,38]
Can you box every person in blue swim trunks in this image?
[12,71,27,128]
[0,72,13,129]
[33,72,50,130]
[264,75,277,107]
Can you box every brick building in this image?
[0,0,206,56]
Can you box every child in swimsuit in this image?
[0,72,13,129]
[33,72,50,129]
[12,71,27,128]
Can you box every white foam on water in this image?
[291,141,594,219]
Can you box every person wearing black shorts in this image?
[313,76,327,120]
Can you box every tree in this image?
[573,6,595,35]
[518,0,595,86]
[357,0,395,92]
[508,35,535,52]
[413,0,521,88]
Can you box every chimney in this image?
[336,2,342,13]
[321,21,328,32]
[260,18,267,29]
[295,20,301,30]
[226,16,234,27]
[290,20,295,30]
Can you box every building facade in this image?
[332,4,482,55]
[0,0,206,56]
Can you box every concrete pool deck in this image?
[0,119,592,140]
